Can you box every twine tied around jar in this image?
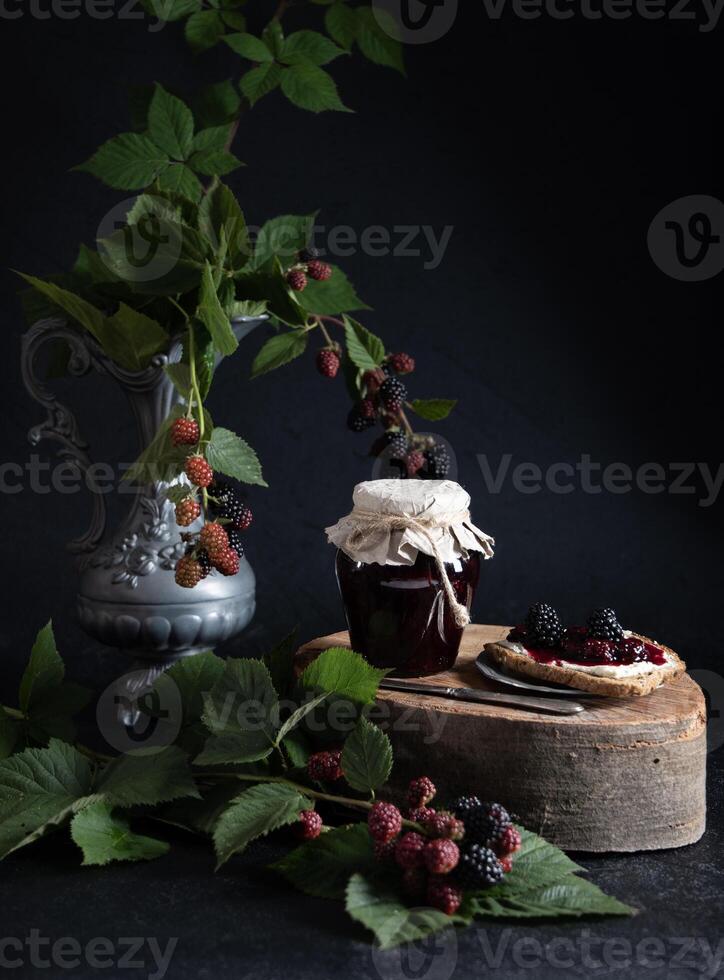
[341,508,473,628]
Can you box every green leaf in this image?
[70,802,169,866]
[198,262,238,355]
[148,0,201,21]
[240,63,282,107]
[354,7,405,75]
[156,163,204,203]
[407,398,457,422]
[97,746,200,809]
[188,148,243,177]
[299,267,369,316]
[301,648,388,705]
[99,219,210,295]
[275,694,329,747]
[280,63,352,113]
[221,8,246,30]
[198,181,249,268]
[74,133,169,190]
[250,213,315,270]
[263,628,298,699]
[224,32,274,61]
[342,315,384,371]
[281,30,346,66]
[262,18,285,57]
[194,80,241,127]
[73,242,121,285]
[213,783,311,868]
[103,304,169,372]
[0,740,92,859]
[165,651,225,729]
[192,126,231,153]
[471,877,635,919]
[281,730,312,768]
[346,874,455,950]
[231,299,267,318]
[185,9,225,52]
[325,1,356,49]
[163,362,192,397]
[19,622,63,713]
[122,406,189,484]
[148,84,195,160]
[205,426,266,486]
[157,781,247,836]
[273,824,374,899]
[236,258,308,326]
[0,710,19,760]
[196,659,279,765]
[250,330,307,379]
[341,716,392,794]
[15,274,106,345]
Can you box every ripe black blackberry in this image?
[587,607,625,642]
[380,376,407,412]
[197,550,212,578]
[450,795,482,819]
[423,445,451,479]
[525,602,563,648]
[298,247,318,262]
[463,802,512,846]
[385,431,409,460]
[227,529,244,558]
[347,407,375,432]
[456,844,504,889]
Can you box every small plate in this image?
[475,649,591,697]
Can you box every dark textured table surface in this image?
[2,729,722,980]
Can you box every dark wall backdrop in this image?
[0,4,720,698]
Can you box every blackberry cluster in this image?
[456,844,504,889]
[525,602,564,648]
[347,407,376,432]
[463,802,512,847]
[423,445,451,479]
[587,607,625,642]
[386,431,409,460]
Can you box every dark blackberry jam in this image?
[336,549,481,677]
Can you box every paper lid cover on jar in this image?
[325,478,495,567]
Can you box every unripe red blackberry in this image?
[425,811,465,842]
[406,450,425,477]
[499,855,513,873]
[287,268,307,291]
[492,825,522,858]
[423,838,460,875]
[316,349,340,378]
[426,877,462,915]
[407,776,436,810]
[295,810,323,841]
[368,802,402,843]
[374,839,397,863]
[307,749,343,782]
[408,806,436,825]
[388,352,415,375]
[394,832,426,870]
[184,454,213,488]
[214,547,240,576]
[199,522,229,559]
[175,497,201,527]
[171,417,200,447]
[359,398,376,420]
[306,260,332,281]
[175,555,202,589]
[363,370,383,395]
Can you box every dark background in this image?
[0,4,722,979]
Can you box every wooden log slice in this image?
[295,624,707,853]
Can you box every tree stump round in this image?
[296,624,707,852]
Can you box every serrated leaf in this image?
[224,32,274,61]
[341,716,392,794]
[236,259,308,326]
[0,740,92,859]
[196,659,279,765]
[280,62,352,113]
[325,1,356,49]
[407,398,457,422]
[342,315,385,371]
[164,651,225,731]
[231,299,267,318]
[194,80,241,127]
[205,426,266,486]
[272,824,374,899]
[250,213,315,270]
[199,182,249,268]
[97,745,200,808]
[19,622,64,713]
[471,876,635,919]
[70,801,169,866]
[275,694,329,747]
[156,163,204,203]
[192,126,231,153]
[281,729,312,768]
[250,330,307,379]
[213,783,311,868]
[221,8,246,30]
[188,148,243,177]
[346,874,456,950]
[148,84,194,160]
[263,628,298,700]
[74,133,169,190]
[198,262,238,355]
[301,647,388,705]
[300,269,369,316]
[185,9,225,52]
[261,18,285,57]
[0,710,19,760]
[240,63,282,106]
[15,274,106,346]
[355,7,405,75]
[103,303,169,371]
[281,30,346,66]
[99,219,210,295]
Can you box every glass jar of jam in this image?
[326,479,494,677]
